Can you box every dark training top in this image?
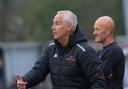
[97,42,125,89]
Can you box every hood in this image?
[54,24,87,48]
[68,24,87,46]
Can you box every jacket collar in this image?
[54,24,87,48]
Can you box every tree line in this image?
[0,0,125,42]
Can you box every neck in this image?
[102,38,114,47]
[57,36,69,47]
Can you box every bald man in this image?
[93,16,125,89]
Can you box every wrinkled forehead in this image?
[94,19,105,28]
[53,13,64,22]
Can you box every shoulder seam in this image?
[48,42,55,46]
[76,44,86,52]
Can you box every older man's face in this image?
[51,13,70,40]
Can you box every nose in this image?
[93,30,96,36]
[52,24,55,30]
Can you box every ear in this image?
[67,23,72,32]
[106,29,111,35]
[106,32,109,35]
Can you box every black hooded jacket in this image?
[23,25,106,89]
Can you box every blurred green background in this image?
[0,0,125,42]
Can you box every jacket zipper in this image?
[58,48,63,89]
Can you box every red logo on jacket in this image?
[66,55,76,61]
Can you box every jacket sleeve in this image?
[22,46,50,88]
[80,52,106,89]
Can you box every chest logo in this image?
[66,55,76,61]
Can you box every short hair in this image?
[57,10,77,32]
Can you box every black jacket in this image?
[23,25,106,89]
[97,42,125,89]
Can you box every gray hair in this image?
[57,10,77,32]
